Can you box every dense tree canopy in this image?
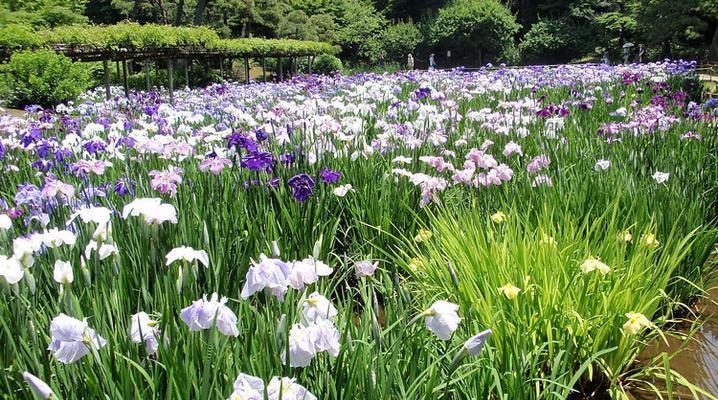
[0,0,716,65]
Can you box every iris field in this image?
[1,61,718,399]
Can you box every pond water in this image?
[633,288,718,399]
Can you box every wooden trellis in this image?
[0,43,323,104]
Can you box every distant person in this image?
[407,53,414,70]
[429,53,436,70]
[602,51,610,65]
[638,44,645,63]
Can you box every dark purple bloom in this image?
[7,207,23,219]
[320,168,342,184]
[96,117,111,129]
[32,159,54,172]
[254,127,268,142]
[280,152,296,165]
[54,148,73,164]
[117,136,136,149]
[20,127,43,147]
[241,151,273,172]
[227,133,258,153]
[83,140,106,155]
[414,87,431,100]
[0,141,5,160]
[114,177,136,197]
[288,173,315,202]
[35,140,53,159]
[266,177,281,188]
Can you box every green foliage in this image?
[380,21,423,63]
[0,24,43,49]
[429,0,520,63]
[635,0,711,59]
[0,0,87,13]
[276,10,337,43]
[0,22,336,58]
[312,54,342,74]
[519,17,596,64]
[407,203,713,399]
[330,0,387,62]
[0,0,87,28]
[0,49,92,107]
[216,37,337,57]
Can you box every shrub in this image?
[519,17,595,64]
[312,54,343,75]
[429,0,519,65]
[0,50,92,108]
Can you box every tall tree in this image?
[193,0,209,24]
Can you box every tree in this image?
[636,0,712,59]
[430,0,520,65]
[381,21,423,63]
[0,0,89,27]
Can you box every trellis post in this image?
[122,59,129,97]
[244,57,250,84]
[219,57,224,80]
[102,59,111,100]
[184,59,190,88]
[145,61,151,91]
[115,60,120,82]
[308,56,313,74]
[261,57,267,82]
[293,57,298,75]
[167,57,174,104]
[278,57,283,81]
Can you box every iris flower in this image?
[47,313,107,364]
[180,293,239,336]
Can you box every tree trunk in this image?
[154,0,169,24]
[174,0,185,26]
[709,24,718,61]
[193,0,210,25]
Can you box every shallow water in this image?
[633,288,718,399]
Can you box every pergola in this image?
[0,23,336,104]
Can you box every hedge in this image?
[0,22,336,57]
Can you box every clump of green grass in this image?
[398,200,717,399]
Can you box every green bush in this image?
[519,18,596,64]
[381,21,423,63]
[0,50,92,108]
[312,54,343,75]
[429,0,519,65]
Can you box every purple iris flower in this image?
[96,117,111,129]
[15,183,43,208]
[32,159,54,172]
[227,133,258,153]
[319,168,342,184]
[114,177,136,197]
[280,152,296,165]
[254,128,268,142]
[241,151,273,172]
[54,148,73,164]
[117,136,136,149]
[36,140,53,159]
[288,173,315,202]
[83,140,106,155]
[20,127,43,147]
[0,141,5,160]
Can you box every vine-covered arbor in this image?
[0,23,336,103]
